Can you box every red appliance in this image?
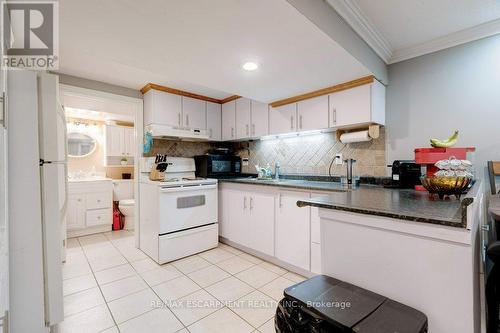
[414,147,475,191]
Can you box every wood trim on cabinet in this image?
[140,83,222,104]
[140,83,240,105]
[220,95,241,104]
[269,75,374,108]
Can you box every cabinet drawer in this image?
[86,192,111,210]
[86,209,111,227]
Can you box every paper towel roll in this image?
[339,130,372,143]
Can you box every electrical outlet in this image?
[242,157,249,166]
[335,154,343,165]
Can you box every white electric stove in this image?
[139,157,218,264]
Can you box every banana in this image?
[430,130,459,148]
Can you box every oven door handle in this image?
[159,184,217,193]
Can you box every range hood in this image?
[146,124,210,141]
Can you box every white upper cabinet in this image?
[123,127,135,157]
[235,98,251,139]
[250,100,269,137]
[182,96,206,130]
[105,125,135,161]
[329,81,385,128]
[105,125,124,156]
[206,102,221,141]
[222,100,236,140]
[143,90,182,127]
[297,95,329,131]
[269,103,297,135]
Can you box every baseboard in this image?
[219,236,315,278]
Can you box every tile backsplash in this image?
[146,139,217,157]
[234,129,387,177]
[147,129,386,178]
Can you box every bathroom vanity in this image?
[67,178,113,238]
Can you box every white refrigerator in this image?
[8,71,66,332]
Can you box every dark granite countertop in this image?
[220,177,478,228]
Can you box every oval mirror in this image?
[67,132,97,157]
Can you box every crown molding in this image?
[326,0,393,63]
[389,18,500,64]
[327,0,500,65]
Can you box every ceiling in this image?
[327,0,500,63]
[57,0,371,103]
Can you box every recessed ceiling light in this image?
[242,62,258,71]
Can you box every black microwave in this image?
[194,154,242,178]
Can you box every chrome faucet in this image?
[274,161,280,180]
[344,158,356,186]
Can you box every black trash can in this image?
[275,275,428,333]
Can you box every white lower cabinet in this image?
[67,180,113,237]
[223,186,275,256]
[275,191,310,271]
[220,183,321,273]
[247,192,275,256]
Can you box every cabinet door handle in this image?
[279,193,283,208]
[252,123,255,135]
[178,113,181,127]
[209,128,213,138]
[231,127,234,138]
[246,124,249,136]
[299,115,303,129]
[250,197,253,210]
[243,196,247,209]
[186,114,189,127]
[97,216,101,220]
[77,198,82,202]
[290,116,294,130]
[333,108,337,125]
[97,199,101,203]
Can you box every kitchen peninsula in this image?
[297,180,484,333]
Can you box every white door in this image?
[222,100,236,140]
[154,90,182,127]
[0,119,8,328]
[329,84,371,127]
[123,127,135,157]
[40,163,65,325]
[250,100,269,137]
[67,194,86,230]
[227,190,249,247]
[269,103,297,135]
[276,191,310,270]
[297,95,329,131]
[182,97,206,130]
[106,125,124,156]
[235,97,251,139]
[206,102,221,141]
[0,50,7,322]
[248,193,275,256]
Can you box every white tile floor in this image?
[61,231,307,333]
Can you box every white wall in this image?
[386,34,500,178]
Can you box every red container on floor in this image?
[113,202,124,230]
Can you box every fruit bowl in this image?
[420,176,472,199]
